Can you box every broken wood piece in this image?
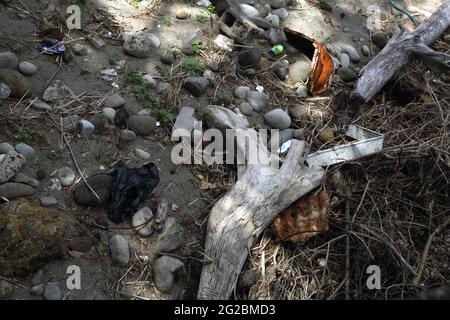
[154,198,169,231]
[407,36,450,73]
[350,1,450,106]
[197,139,325,299]
[218,4,264,44]
[234,128,280,179]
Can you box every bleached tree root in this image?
[197,140,325,300]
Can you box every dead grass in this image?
[1,0,448,301]
[238,40,449,299]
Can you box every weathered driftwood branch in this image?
[350,1,450,106]
[235,128,280,179]
[197,136,325,300]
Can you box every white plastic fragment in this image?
[276,139,292,154]
[101,69,118,81]
[306,125,384,167]
[256,85,264,93]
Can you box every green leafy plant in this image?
[15,127,31,141]
[180,58,204,76]
[169,44,182,56]
[196,5,215,24]
[207,4,216,14]
[196,12,209,24]
[125,72,174,126]
[130,0,142,8]
[162,15,171,27]
[191,40,203,54]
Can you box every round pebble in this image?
[135,148,151,160]
[105,94,125,108]
[102,107,116,123]
[296,85,309,98]
[43,282,62,300]
[132,207,154,237]
[264,109,291,130]
[338,67,358,82]
[78,119,95,136]
[340,44,361,63]
[272,8,289,20]
[137,109,152,116]
[57,166,76,187]
[339,53,351,68]
[160,49,175,65]
[18,61,38,76]
[143,74,157,88]
[318,126,334,143]
[207,61,219,72]
[0,52,19,69]
[239,102,254,116]
[266,14,280,28]
[246,91,269,112]
[176,8,191,20]
[153,256,185,293]
[15,143,36,158]
[31,100,52,112]
[234,86,250,100]
[0,142,14,154]
[110,235,130,266]
[14,172,39,188]
[119,129,136,142]
[127,115,157,136]
[40,196,58,207]
[0,83,11,99]
[30,284,45,296]
[362,45,370,56]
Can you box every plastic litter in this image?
[306,125,384,167]
[273,191,329,243]
[37,41,65,55]
[101,69,118,81]
[284,27,334,95]
[88,36,106,49]
[106,162,160,223]
[271,44,284,55]
[276,139,292,154]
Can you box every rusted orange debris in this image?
[284,27,334,95]
[273,191,330,243]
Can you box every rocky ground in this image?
[0,0,448,300]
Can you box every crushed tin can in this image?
[284,27,335,95]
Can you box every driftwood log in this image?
[350,1,450,106]
[197,131,325,300]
